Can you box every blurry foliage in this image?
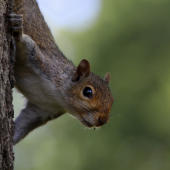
[14,0,170,170]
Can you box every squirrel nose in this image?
[98,116,108,126]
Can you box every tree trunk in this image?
[0,0,15,170]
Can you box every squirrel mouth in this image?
[81,119,93,128]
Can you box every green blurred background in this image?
[13,0,170,170]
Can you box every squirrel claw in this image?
[6,13,23,41]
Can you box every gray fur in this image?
[14,101,64,145]
[12,1,114,145]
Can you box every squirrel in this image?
[8,0,114,145]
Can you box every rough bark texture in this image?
[0,0,15,170]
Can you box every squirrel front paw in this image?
[7,13,23,41]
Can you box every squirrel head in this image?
[65,59,114,128]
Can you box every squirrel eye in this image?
[83,87,93,99]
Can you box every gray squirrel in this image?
[9,0,114,145]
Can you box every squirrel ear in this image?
[104,72,111,84]
[72,59,90,81]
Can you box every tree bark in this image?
[0,0,15,170]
